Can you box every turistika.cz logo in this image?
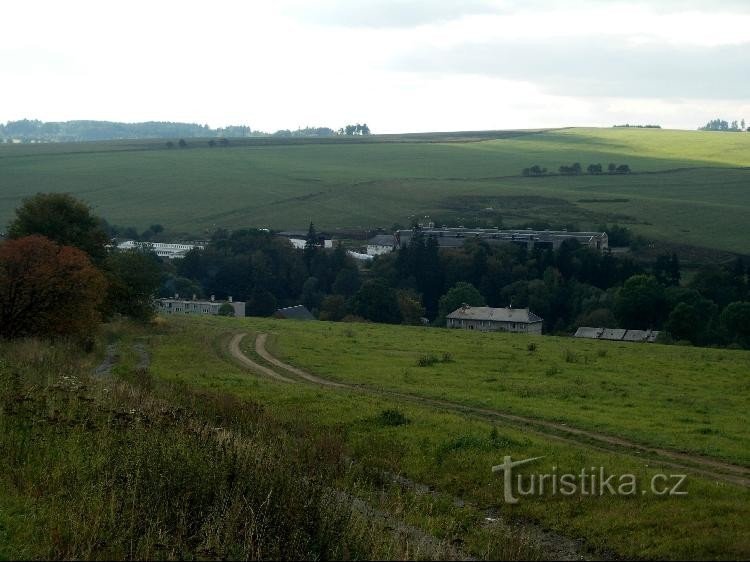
[492,456,688,504]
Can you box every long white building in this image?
[116,240,204,259]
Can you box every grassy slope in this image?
[1,128,748,252]
[242,317,750,466]
[145,316,750,560]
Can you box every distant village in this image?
[147,226,661,343]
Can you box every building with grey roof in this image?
[574,327,660,343]
[274,305,315,320]
[156,295,245,317]
[446,305,543,334]
[396,228,608,252]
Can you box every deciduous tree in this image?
[0,236,106,339]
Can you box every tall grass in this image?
[0,338,455,560]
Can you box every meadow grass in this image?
[236,316,750,466]
[1,127,748,253]
[144,316,749,559]
[0,332,468,560]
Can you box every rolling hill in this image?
[1,127,748,253]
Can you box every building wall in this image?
[447,318,542,334]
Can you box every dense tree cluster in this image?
[523,163,630,176]
[0,120,260,143]
[1,194,163,341]
[337,124,371,136]
[699,118,747,132]
[360,231,748,347]
[174,226,361,317]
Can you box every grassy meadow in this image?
[2,315,749,559]
[1,127,749,253]
[244,318,750,466]
[149,316,750,559]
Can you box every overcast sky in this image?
[2,0,748,133]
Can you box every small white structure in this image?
[366,234,395,256]
[347,250,374,261]
[447,305,543,334]
[117,240,204,259]
[286,238,333,250]
[156,295,245,317]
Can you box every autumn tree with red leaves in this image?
[0,235,106,340]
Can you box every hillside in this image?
[1,127,748,253]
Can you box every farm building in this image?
[447,305,543,334]
[574,327,660,342]
[367,234,396,256]
[156,295,245,317]
[274,305,315,320]
[396,228,608,252]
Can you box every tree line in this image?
[523,163,631,176]
[699,118,747,132]
[2,195,748,349]
[0,119,372,143]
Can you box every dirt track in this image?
[231,332,750,487]
[228,333,296,383]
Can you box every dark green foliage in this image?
[103,249,162,321]
[437,281,486,325]
[247,287,277,317]
[376,409,409,427]
[319,295,349,321]
[217,302,235,316]
[720,302,750,347]
[352,280,402,324]
[7,193,109,262]
[615,275,668,329]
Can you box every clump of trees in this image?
[522,165,547,176]
[0,235,106,340]
[699,118,747,132]
[337,123,371,136]
[522,163,631,176]
[613,124,661,128]
[559,163,582,175]
[0,193,163,342]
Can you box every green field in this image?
[1,127,748,253]
[2,315,749,559]
[151,316,749,559]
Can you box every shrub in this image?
[416,355,439,367]
[377,409,410,427]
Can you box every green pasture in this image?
[142,315,749,559]
[1,127,748,253]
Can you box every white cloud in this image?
[0,0,748,132]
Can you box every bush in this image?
[416,355,439,367]
[377,409,410,427]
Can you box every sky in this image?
[1,0,748,133]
